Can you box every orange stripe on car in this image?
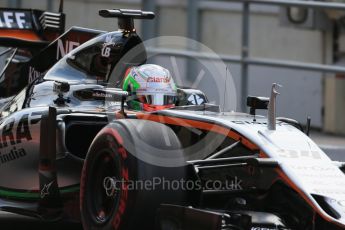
[0,30,42,41]
[136,113,258,151]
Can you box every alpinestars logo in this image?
[41,181,54,198]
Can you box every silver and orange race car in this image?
[0,3,344,230]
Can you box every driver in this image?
[122,64,177,111]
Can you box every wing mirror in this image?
[246,96,269,116]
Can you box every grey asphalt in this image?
[0,212,82,229]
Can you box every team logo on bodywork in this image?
[0,10,32,29]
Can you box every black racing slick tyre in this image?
[80,120,188,230]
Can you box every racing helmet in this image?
[122,64,177,111]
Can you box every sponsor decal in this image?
[0,11,32,29]
[290,165,337,172]
[92,92,113,99]
[188,94,205,105]
[41,181,54,198]
[232,120,288,126]
[101,35,115,57]
[102,47,111,57]
[56,39,80,60]
[251,228,277,230]
[0,146,27,165]
[28,66,44,84]
[0,114,32,149]
[0,111,42,151]
[277,149,321,159]
[147,77,170,83]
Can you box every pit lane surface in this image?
[0,211,82,230]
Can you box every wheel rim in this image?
[88,149,121,225]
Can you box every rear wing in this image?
[0,8,65,48]
[0,7,154,98]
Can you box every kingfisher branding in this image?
[0,10,32,29]
[28,66,44,84]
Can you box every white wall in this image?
[160,4,324,126]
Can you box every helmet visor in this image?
[137,94,176,106]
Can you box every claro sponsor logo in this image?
[251,227,277,230]
[147,77,170,83]
[56,39,80,60]
[0,11,31,29]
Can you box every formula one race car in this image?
[1,3,345,230]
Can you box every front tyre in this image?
[80,120,188,230]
